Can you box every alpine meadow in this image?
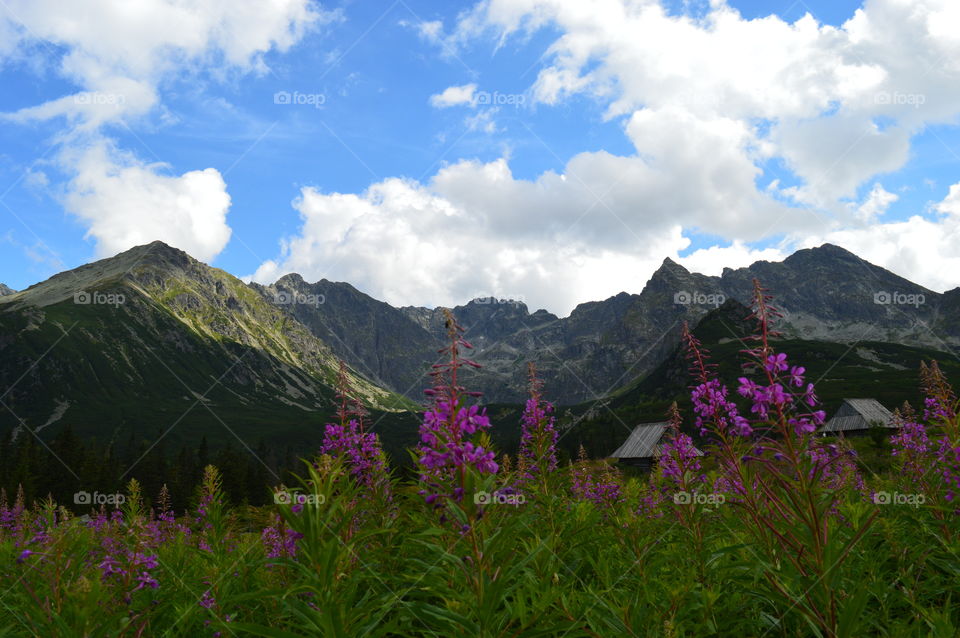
[2,1,960,636]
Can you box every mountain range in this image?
[1,240,957,453]
[241,242,958,404]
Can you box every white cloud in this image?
[248,0,960,314]
[448,0,960,213]
[464,108,498,133]
[678,242,788,276]
[250,110,812,315]
[798,182,960,294]
[251,174,692,315]
[1,0,332,125]
[1,0,327,261]
[429,83,478,108]
[65,141,232,261]
[853,182,898,223]
[935,182,960,217]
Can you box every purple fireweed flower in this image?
[135,572,159,590]
[262,520,302,559]
[890,415,932,484]
[99,556,124,579]
[691,379,752,437]
[659,432,702,484]
[765,353,789,373]
[788,366,806,387]
[737,377,760,398]
[636,485,667,519]
[132,553,159,569]
[418,403,498,506]
[418,400,499,499]
[319,419,389,492]
[570,448,624,511]
[803,383,818,407]
[808,442,865,496]
[938,440,960,507]
[517,363,559,487]
[920,360,958,425]
[199,590,216,609]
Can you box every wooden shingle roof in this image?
[821,398,894,433]
[610,422,704,459]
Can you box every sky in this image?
[1,0,959,317]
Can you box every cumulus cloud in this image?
[64,141,232,261]
[448,0,960,211]
[852,182,898,223]
[249,0,960,314]
[251,175,692,315]
[2,0,332,126]
[799,182,960,293]
[678,242,788,276]
[430,83,478,108]
[1,0,328,261]
[250,108,812,315]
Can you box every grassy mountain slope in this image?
[0,242,414,453]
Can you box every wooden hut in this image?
[609,422,703,471]
[820,398,895,436]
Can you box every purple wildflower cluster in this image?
[0,487,27,542]
[736,356,824,437]
[659,431,703,486]
[683,282,827,447]
[517,363,558,487]
[417,311,498,510]
[888,363,960,512]
[261,515,303,559]
[680,280,856,519]
[941,443,960,504]
[890,410,932,482]
[683,328,751,438]
[570,446,623,511]
[920,361,958,425]
[320,419,389,492]
[807,441,865,496]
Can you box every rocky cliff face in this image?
[249,274,439,398]
[0,284,14,296]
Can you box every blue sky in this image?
[1,0,959,315]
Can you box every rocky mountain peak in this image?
[0,284,14,296]
[782,242,861,267]
[275,273,306,287]
[653,256,690,278]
